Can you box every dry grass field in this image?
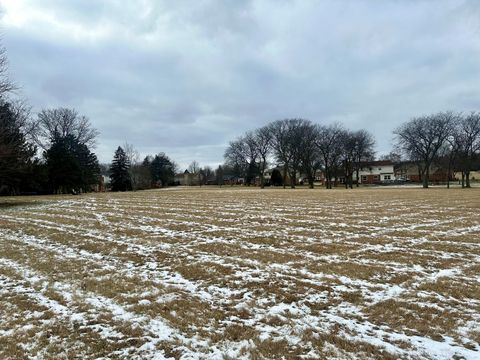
[0,187,479,359]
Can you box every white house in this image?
[355,160,395,184]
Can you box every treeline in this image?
[224,119,375,189]
[0,103,101,195]
[223,112,480,189]
[0,41,182,196]
[108,146,177,191]
[394,111,480,188]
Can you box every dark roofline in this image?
[359,160,395,167]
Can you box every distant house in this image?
[174,170,200,186]
[394,162,454,183]
[356,160,395,184]
[174,170,215,186]
[92,175,109,192]
[98,175,107,192]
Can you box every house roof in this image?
[359,160,395,167]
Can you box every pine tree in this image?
[75,141,100,191]
[0,101,36,195]
[45,132,100,194]
[149,153,175,187]
[110,146,131,191]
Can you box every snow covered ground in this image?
[0,187,479,359]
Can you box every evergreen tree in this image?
[215,165,224,186]
[110,146,131,191]
[45,132,100,194]
[76,141,101,191]
[149,153,175,187]
[0,101,36,195]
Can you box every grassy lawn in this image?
[0,187,479,359]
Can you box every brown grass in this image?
[1,187,479,358]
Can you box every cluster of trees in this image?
[224,119,375,189]
[223,112,480,190]
[0,103,100,195]
[0,45,101,195]
[394,111,480,188]
[109,145,177,191]
[2,34,479,195]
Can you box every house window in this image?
[378,168,382,170]
[361,175,367,182]
[373,175,380,180]
[384,175,391,180]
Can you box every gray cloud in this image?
[2,0,480,169]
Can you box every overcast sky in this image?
[1,0,480,169]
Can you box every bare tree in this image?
[457,112,480,188]
[379,151,403,163]
[298,122,321,188]
[443,127,462,189]
[352,129,376,187]
[287,119,310,189]
[341,130,357,189]
[316,124,345,189]
[269,119,307,188]
[0,46,16,98]
[188,160,200,174]
[253,126,272,188]
[395,112,455,188]
[34,108,99,149]
[269,120,292,189]
[224,135,259,185]
[123,142,141,190]
[224,140,246,180]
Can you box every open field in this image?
[0,187,479,359]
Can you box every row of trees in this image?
[109,145,177,191]
[223,112,480,190]
[224,119,375,189]
[0,102,101,195]
[394,111,480,188]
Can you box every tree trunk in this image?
[423,165,429,188]
[325,167,330,189]
[447,160,451,189]
[466,171,471,188]
[283,167,287,189]
[461,172,465,188]
[356,169,360,187]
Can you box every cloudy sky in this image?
[1,0,480,168]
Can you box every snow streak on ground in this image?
[0,187,479,359]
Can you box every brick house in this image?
[394,162,454,183]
